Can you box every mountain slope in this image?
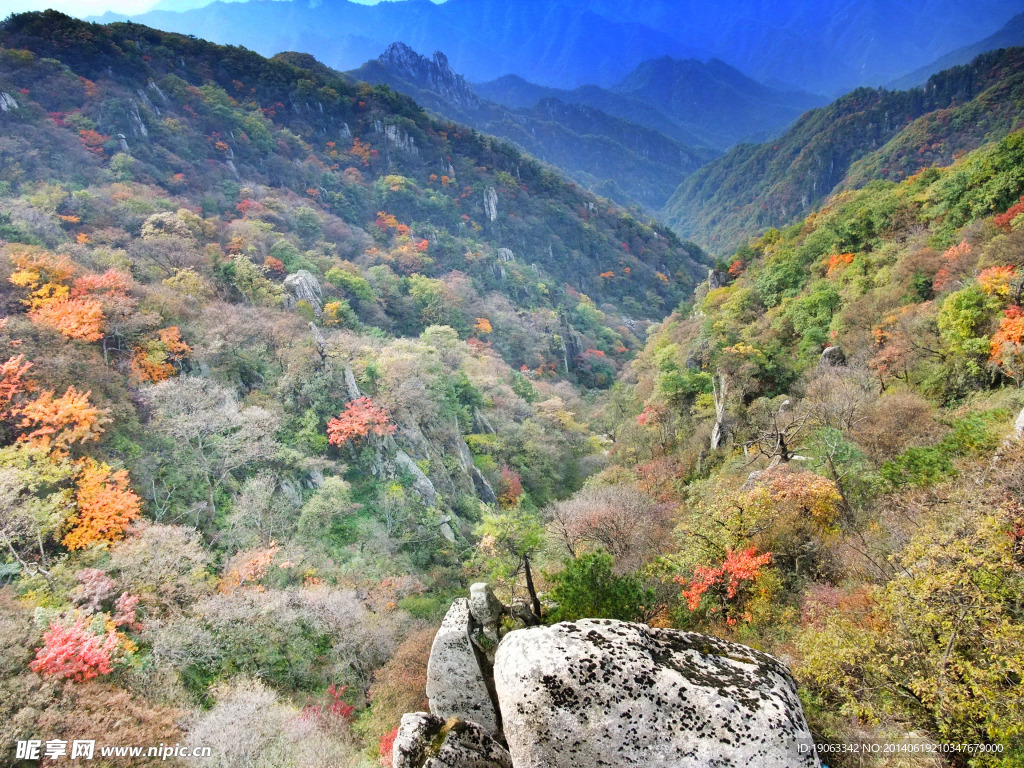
[0,12,715,756]
[663,47,1024,254]
[0,11,708,376]
[610,56,822,149]
[348,43,715,210]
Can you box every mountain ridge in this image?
[347,42,716,210]
[662,46,1024,254]
[88,0,1024,96]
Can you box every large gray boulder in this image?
[283,270,323,315]
[426,600,500,734]
[493,619,819,768]
[393,713,512,768]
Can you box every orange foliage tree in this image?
[0,353,34,419]
[977,265,1017,299]
[29,297,105,341]
[219,541,280,594]
[990,305,1024,384]
[7,252,126,342]
[326,397,396,447]
[131,327,192,383]
[16,386,106,452]
[62,459,142,550]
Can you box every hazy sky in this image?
[1,0,444,19]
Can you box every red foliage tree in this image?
[994,195,1024,230]
[326,397,396,447]
[676,548,772,612]
[497,466,524,508]
[30,617,119,682]
[379,727,399,767]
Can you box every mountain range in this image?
[90,0,1023,96]
[347,44,823,210]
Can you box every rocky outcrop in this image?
[469,583,504,644]
[494,620,819,768]
[484,187,498,222]
[0,92,19,112]
[393,713,512,768]
[1014,406,1024,441]
[819,345,847,366]
[283,270,323,315]
[401,586,821,768]
[395,449,438,506]
[426,599,500,734]
[377,42,481,111]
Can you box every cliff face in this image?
[393,586,820,768]
[377,42,482,111]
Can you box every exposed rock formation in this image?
[819,345,847,366]
[377,42,481,111]
[283,269,323,315]
[469,583,504,644]
[395,449,438,506]
[403,585,821,768]
[426,599,500,734]
[393,713,512,768]
[484,187,498,222]
[494,620,819,768]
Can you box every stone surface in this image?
[426,600,500,734]
[283,269,323,314]
[469,583,504,643]
[819,345,847,366]
[393,712,512,768]
[395,449,438,506]
[1014,406,1024,440]
[493,619,819,768]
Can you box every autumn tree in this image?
[676,547,772,624]
[15,386,106,453]
[990,305,1024,385]
[0,444,75,587]
[30,616,120,682]
[62,459,142,550]
[547,483,671,572]
[131,327,192,383]
[326,397,396,447]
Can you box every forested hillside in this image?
[0,12,705,766]
[663,46,1024,253]
[597,128,1024,761]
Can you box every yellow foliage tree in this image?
[63,459,142,550]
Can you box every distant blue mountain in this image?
[476,57,823,151]
[888,11,1024,89]
[92,0,1023,95]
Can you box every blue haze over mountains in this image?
[93,0,1024,96]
